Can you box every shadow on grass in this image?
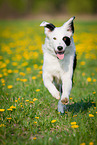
[66,99,96,113]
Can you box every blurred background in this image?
[0,0,97,19]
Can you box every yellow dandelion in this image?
[0,124,5,127]
[15,100,18,102]
[10,105,16,109]
[70,97,72,100]
[71,122,76,125]
[35,117,39,119]
[33,137,37,140]
[39,71,42,74]
[14,70,19,73]
[29,101,33,104]
[7,117,12,120]
[7,108,12,111]
[25,100,29,102]
[0,74,3,78]
[0,109,5,112]
[19,72,25,76]
[22,79,27,82]
[51,120,56,123]
[39,65,42,69]
[26,67,31,72]
[80,61,85,65]
[33,98,38,101]
[21,62,28,67]
[93,79,96,82]
[89,114,94,117]
[0,63,6,68]
[34,122,37,124]
[7,85,13,89]
[2,68,7,72]
[12,62,18,66]
[32,76,36,80]
[71,125,79,128]
[36,89,40,92]
[3,72,8,76]
[1,79,5,83]
[93,92,96,94]
[87,77,91,82]
[8,69,13,73]
[5,59,10,64]
[80,143,86,145]
[89,142,94,145]
[34,64,38,69]
[16,78,20,81]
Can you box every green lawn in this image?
[0,20,97,145]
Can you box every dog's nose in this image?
[57,46,63,51]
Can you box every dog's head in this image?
[40,17,75,60]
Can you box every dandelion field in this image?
[0,20,97,145]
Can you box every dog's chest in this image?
[43,54,65,80]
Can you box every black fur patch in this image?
[70,21,74,33]
[63,36,71,46]
[45,23,55,31]
[72,54,77,84]
[73,54,77,71]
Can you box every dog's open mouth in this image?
[55,51,65,60]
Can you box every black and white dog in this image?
[40,17,76,112]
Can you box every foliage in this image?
[0,0,97,15]
[0,20,97,145]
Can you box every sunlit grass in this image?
[0,20,97,145]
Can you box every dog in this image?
[40,17,76,108]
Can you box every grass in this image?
[0,19,97,145]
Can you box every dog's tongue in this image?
[57,53,64,60]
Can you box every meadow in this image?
[0,19,97,145]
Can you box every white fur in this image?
[40,17,75,104]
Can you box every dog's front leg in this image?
[61,76,72,104]
[43,74,60,100]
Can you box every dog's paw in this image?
[61,98,69,104]
[58,100,67,113]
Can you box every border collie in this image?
[40,17,76,112]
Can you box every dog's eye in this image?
[63,37,66,41]
[53,37,57,40]
[63,36,70,46]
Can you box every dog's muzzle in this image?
[55,50,65,60]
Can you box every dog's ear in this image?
[40,21,55,36]
[63,16,75,34]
